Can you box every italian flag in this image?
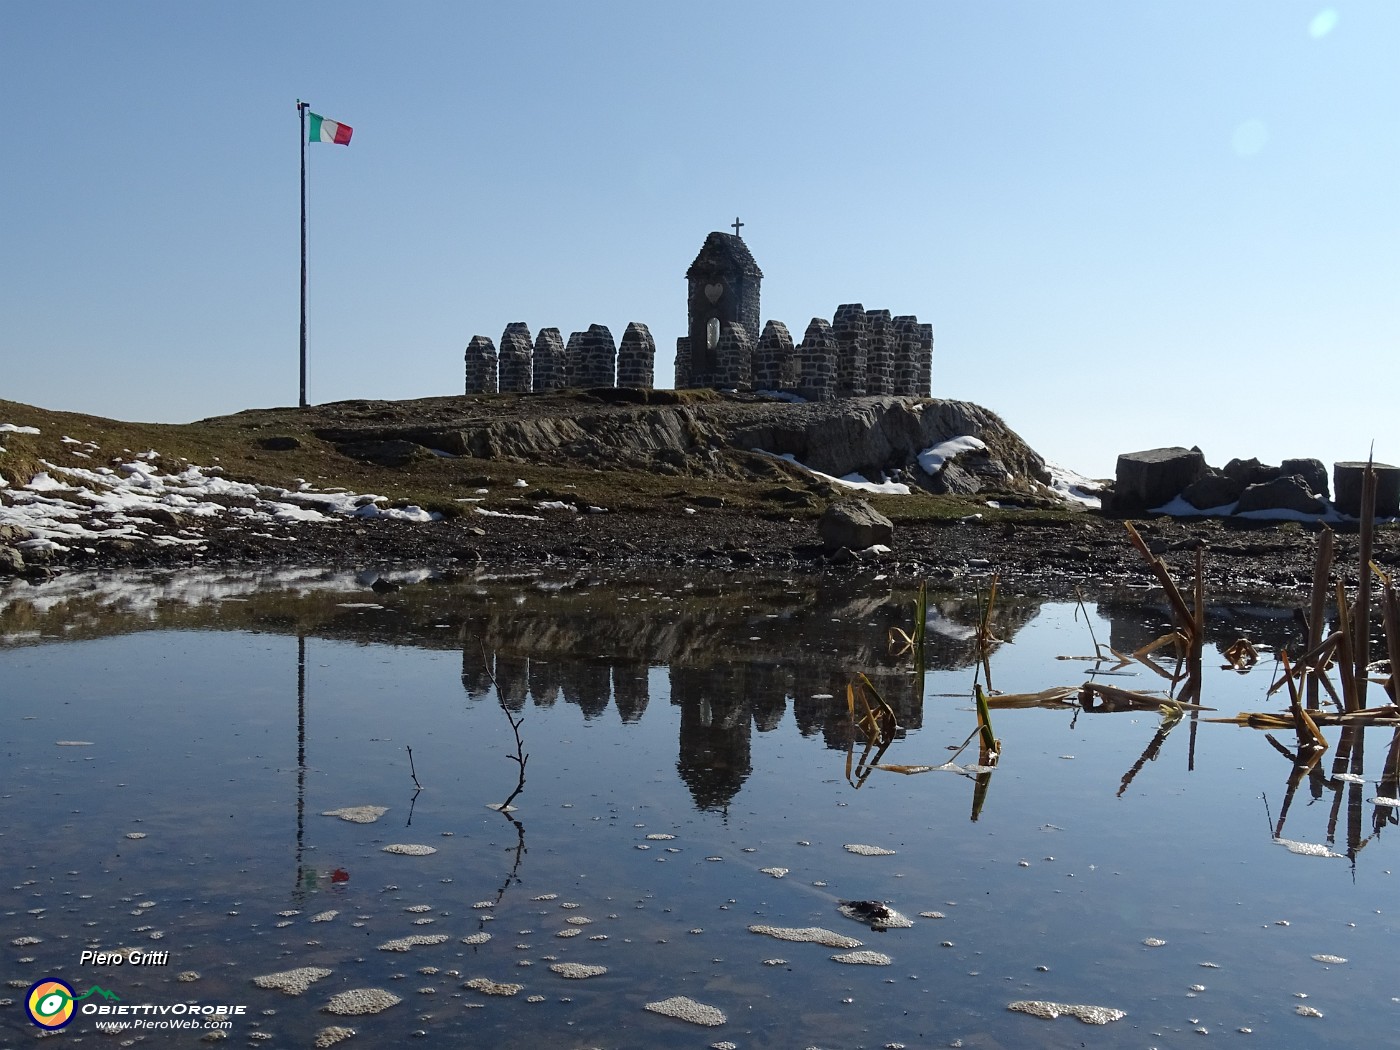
[308,112,352,145]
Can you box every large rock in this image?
[1281,458,1328,500]
[1334,462,1400,518]
[0,545,25,576]
[1222,457,1277,487]
[1181,473,1243,511]
[819,499,893,552]
[1113,447,1207,513]
[1234,475,1326,515]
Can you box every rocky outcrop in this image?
[313,393,1048,494]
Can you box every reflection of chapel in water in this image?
[454,583,1044,812]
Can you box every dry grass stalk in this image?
[1307,526,1335,709]
[983,686,1080,709]
[1125,522,1198,644]
[845,675,898,788]
[1355,460,1378,709]
[1371,562,1400,705]
[1079,682,1211,712]
[1279,650,1328,754]
[1222,639,1260,671]
[1334,582,1360,714]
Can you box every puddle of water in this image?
[1,569,1397,1047]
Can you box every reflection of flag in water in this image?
[307,113,352,145]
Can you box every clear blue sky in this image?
[3,2,1396,479]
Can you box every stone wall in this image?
[462,300,932,401]
[465,323,655,394]
[676,304,932,401]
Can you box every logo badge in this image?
[26,979,76,1028]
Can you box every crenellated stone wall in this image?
[674,304,932,401]
[466,322,655,394]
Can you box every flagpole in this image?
[297,99,309,409]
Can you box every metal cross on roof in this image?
[731,216,744,237]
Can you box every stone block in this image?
[1113,447,1207,513]
[1334,461,1400,518]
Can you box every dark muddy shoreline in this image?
[12,504,1391,605]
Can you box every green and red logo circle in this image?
[26,978,76,1028]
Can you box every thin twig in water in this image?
[480,644,529,810]
[406,745,422,789]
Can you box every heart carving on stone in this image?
[704,282,724,304]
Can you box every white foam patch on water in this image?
[381,844,437,856]
[253,967,333,995]
[1275,837,1344,859]
[831,950,892,965]
[1008,1000,1127,1024]
[379,935,449,951]
[645,995,727,1026]
[323,988,401,1015]
[1312,954,1347,964]
[549,962,607,979]
[836,902,914,929]
[844,843,897,856]
[322,806,389,823]
[313,1026,356,1048]
[464,977,524,996]
[748,925,862,948]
